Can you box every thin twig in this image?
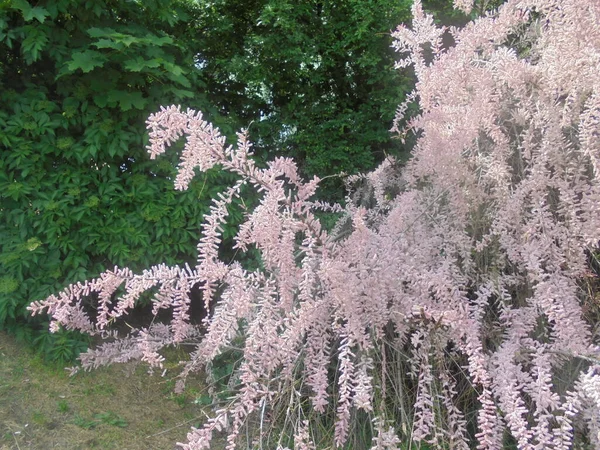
[144,410,211,439]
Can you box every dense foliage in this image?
[32,0,600,448]
[1,0,420,361]
[192,0,413,198]
[0,0,237,360]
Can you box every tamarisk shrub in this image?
[29,0,600,448]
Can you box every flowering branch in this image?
[29,0,600,448]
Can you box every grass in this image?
[0,331,215,450]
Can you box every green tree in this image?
[0,0,236,360]
[423,0,507,25]
[193,0,414,198]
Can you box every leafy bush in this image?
[0,0,237,360]
[30,0,600,448]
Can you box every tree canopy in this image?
[192,0,413,197]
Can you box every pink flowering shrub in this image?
[30,0,600,448]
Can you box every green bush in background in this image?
[192,0,414,198]
[0,0,238,361]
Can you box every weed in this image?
[170,393,187,407]
[73,414,98,430]
[94,411,128,428]
[57,399,70,413]
[31,410,49,426]
[161,378,176,394]
[73,411,128,429]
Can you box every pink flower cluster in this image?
[30,0,600,448]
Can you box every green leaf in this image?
[12,0,49,23]
[169,87,195,98]
[148,34,173,47]
[86,27,117,38]
[119,35,139,47]
[165,72,191,88]
[123,56,162,72]
[92,38,125,50]
[163,62,183,77]
[11,0,30,13]
[21,26,48,64]
[92,94,107,108]
[25,6,50,23]
[66,50,106,73]
[106,90,147,111]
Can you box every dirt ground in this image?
[0,331,212,450]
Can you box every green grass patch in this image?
[0,331,214,449]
